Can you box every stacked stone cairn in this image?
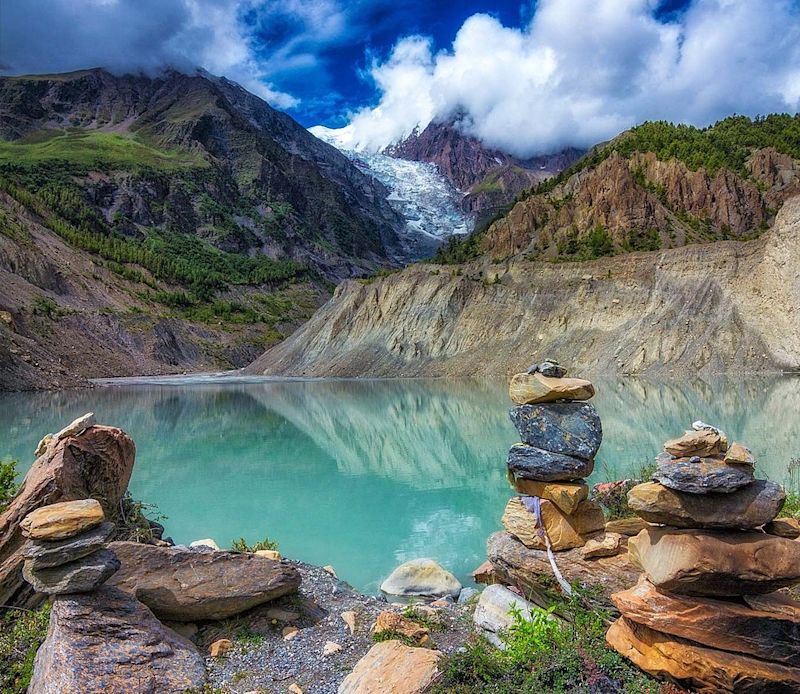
[501,360,606,553]
[606,423,800,692]
[20,498,120,595]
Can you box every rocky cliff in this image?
[246,196,800,378]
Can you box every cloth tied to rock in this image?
[520,496,573,596]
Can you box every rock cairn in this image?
[20,498,120,595]
[606,423,800,692]
[501,360,605,553]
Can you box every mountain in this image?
[247,115,800,378]
[0,68,412,390]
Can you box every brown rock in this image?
[628,527,800,596]
[501,497,605,551]
[471,560,499,585]
[509,372,595,405]
[606,616,800,694]
[765,517,800,538]
[209,639,232,657]
[341,610,356,634]
[28,586,206,694]
[372,611,429,645]
[724,441,755,466]
[663,430,724,457]
[0,426,135,609]
[604,517,648,536]
[744,592,800,618]
[323,641,342,657]
[507,475,589,514]
[581,533,624,559]
[107,541,301,621]
[613,576,800,666]
[337,640,442,694]
[283,625,299,640]
[21,499,105,541]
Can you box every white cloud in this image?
[329,0,800,157]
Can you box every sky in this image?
[1,0,800,156]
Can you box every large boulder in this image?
[509,403,602,460]
[28,586,206,694]
[612,577,800,666]
[628,527,800,596]
[23,522,115,569]
[509,373,595,405]
[21,499,105,541]
[627,480,785,529]
[501,496,605,551]
[23,548,120,595]
[653,453,754,494]
[107,541,301,621]
[507,476,589,514]
[473,584,538,648]
[0,426,135,609]
[380,558,461,600]
[507,444,594,481]
[606,617,800,694]
[337,640,442,694]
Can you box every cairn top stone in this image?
[509,372,594,405]
[663,429,726,457]
[724,441,755,466]
[526,360,566,378]
[21,499,105,541]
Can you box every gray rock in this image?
[653,455,755,494]
[473,584,540,648]
[457,587,479,604]
[23,548,120,594]
[526,360,566,378]
[507,444,594,481]
[380,558,462,600]
[23,522,115,569]
[509,402,601,460]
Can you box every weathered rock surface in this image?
[54,412,97,443]
[653,453,754,494]
[724,441,755,465]
[528,360,566,378]
[765,517,800,538]
[509,373,595,405]
[507,444,594,481]
[372,611,429,645]
[28,586,206,694]
[612,577,800,666]
[21,499,105,541]
[606,616,800,694]
[501,496,605,551]
[663,430,725,457]
[628,527,800,595]
[107,541,301,620]
[487,531,639,607]
[627,480,785,529]
[744,592,800,618]
[604,517,648,536]
[380,558,461,600]
[507,476,589,514]
[473,584,538,648]
[23,521,115,569]
[23,548,120,594]
[509,402,601,460]
[338,640,442,694]
[0,426,135,608]
[581,533,624,559]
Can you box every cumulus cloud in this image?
[0,0,298,107]
[332,0,800,156]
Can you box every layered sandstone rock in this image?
[337,640,442,694]
[21,499,105,541]
[501,497,605,551]
[509,373,595,405]
[507,477,589,515]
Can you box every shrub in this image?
[0,604,51,694]
[0,459,19,513]
[231,536,279,553]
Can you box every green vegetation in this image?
[0,459,19,514]
[231,536,279,553]
[116,493,167,543]
[0,603,51,694]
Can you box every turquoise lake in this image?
[1,375,799,594]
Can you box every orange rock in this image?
[208,639,232,657]
[372,611,429,645]
[471,560,499,585]
[21,499,105,541]
[507,475,589,515]
[501,496,605,551]
[764,517,800,539]
[604,517,648,536]
[508,373,595,405]
[724,441,755,466]
[663,430,724,457]
[338,640,442,694]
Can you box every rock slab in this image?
[509,402,601,460]
[23,548,120,594]
[380,558,461,600]
[663,430,725,457]
[509,373,595,405]
[501,496,605,551]
[21,499,105,541]
[337,640,442,694]
[653,453,754,494]
[28,586,206,694]
[23,521,115,569]
[507,444,594,481]
[507,476,589,514]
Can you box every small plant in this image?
[0,603,51,694]
[115,493,167,543]
[0,459,19,514]
[31,295,64,319]
[402,605,445,632]
[231,536,279,553]
[500,604,562,664]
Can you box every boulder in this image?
[337,640,442,694]
[653,454,754,494]
[581,533,624,559]
[23,521,115,569]
[612,576,800,666]
[380,558,461,600]
[627,480,785,529]
[508,403,601,460]
[501,497,605,551]
[487,531,639,609]
[107,541,301,621]
[604,517,648,536]
[509,373,595,405]
[663,430,725,457]
[724,442,755,466]
[0,425,135,609]
[372,611,430,645]
[606,617,800,694]
[28,586,206,694]
[23,548,120,594]
[507,444,594,482]
[507,476,589,514]
[473,584,538,648]
[764,517,800,538]
[628,527,800,596]
[21,499,105,541]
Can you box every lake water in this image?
[1,375,799,594]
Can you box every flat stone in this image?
[21,499,105,541]
[509,372,595,405]
[337,640,442,694]
[663,429,725,457]
[743,592,800,618]
[509,402,601,460]
[265,607,301,622]
[23,548,120,594]
[255,549,282,560]
[628,527,800,596]
[627,480,785,529]
[612,576,800,666]
[501,496,605,551]
[606,617,800,693]
[604,517,648,536]
[380,558,461,600]
[581,533,624,559]
[653,454,754,494]
[507,444,594,481]
[507,475,589,514]
[471,560,500,585]
[323,641,342,657]
[23,521,115,569]
[373,611,429,645]
[209,639,232,657]
[107,541,301,621]
[473,584,539,648]
[54,412,96,442]
[724,441,755,466]
[28,586,206,694]
[764,517,800,538]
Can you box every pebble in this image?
[341,610,356,634]
[209,639,232,657]
[322,641,342,657]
